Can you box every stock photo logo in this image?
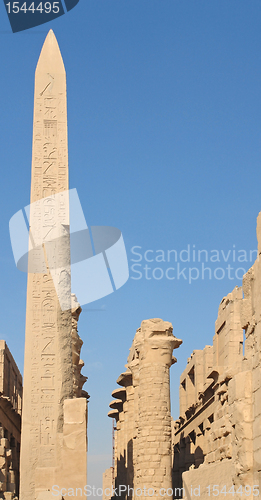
[3,0,80,33]
[9,188,129,310]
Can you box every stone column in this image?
[107,409,119,489]
[116,372,135,499]
[129,355,140,500]
[109,395,125,494]
[135,319,182,500]
[125,384,135,498]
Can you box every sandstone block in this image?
[257,212,261,255]
[3,494,13,500]
[237,449,253,471]
[252,367,261,393]
[36,493,62,500]
[228,371,252,402]
[0,440,8,449]
[231,404,253,427]
[226,444,232,458]
[254,388,261,418]
[254,446,261,471]
[35,469,55,491]
[253,434,261,453]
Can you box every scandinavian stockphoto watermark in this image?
[51,485,185,497]
[3,0,80,33]
[51,484,260,497]
[9,188,129,310]
[130,245,258,283]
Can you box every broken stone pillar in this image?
[135,319,182,500]
[110,397,125,493]
[109,371,134,499]
[19,30,87,500]
[116,375,135,498]
[111,373,135,499]
[105,319,182,500]
[71,295,88,398]
[128,357,140,499]
[103,467,114,500]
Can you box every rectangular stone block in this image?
[36,493,62,500]
[254,387,261,418]
[252,367,261,393]
[35,468,55,490]
[228,371,252,402]
[64,397,87,425]
[183,461,236,500]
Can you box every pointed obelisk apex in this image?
[36,29,65,75]
[19,33,87,500]
[29,30,68,204]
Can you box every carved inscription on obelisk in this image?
[20,30,74,500]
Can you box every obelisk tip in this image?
[46,29,57,41]
[36,29,65,74]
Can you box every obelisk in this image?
[20,31,87,500]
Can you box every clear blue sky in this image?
[1,0,261,491]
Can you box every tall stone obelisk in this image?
[20,30,87,500]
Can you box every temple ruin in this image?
[172,285,243,498]
[172,213,261,499]
[7,24,261,500]
[0,341,22,500]
[104,211,261,500]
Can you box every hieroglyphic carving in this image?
[20,31,73,500]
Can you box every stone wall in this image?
[172,211,261,499]
[0,341,22,500]
[103,212,261,500]
[172,286,245,498]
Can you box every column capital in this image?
[140,318,182,366]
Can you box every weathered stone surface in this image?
[0,342,22,499]
[182,460,236,500]
[36,492,62,500]
[19,30,88,500]
[103,467,113,500]
[104,319,182,500]
[171,212,261,498]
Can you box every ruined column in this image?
[114,373,134,498]
[20,30,87,500]
[120,377,135,498]
[135,319,182,500]
[105,319,182,500]
[128,327,142,500]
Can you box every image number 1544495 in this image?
[5,2,60,13]
[3,0,80,32]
